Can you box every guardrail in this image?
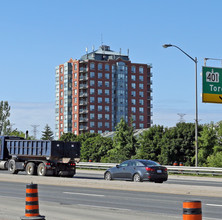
[77,162,222,176]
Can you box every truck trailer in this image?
[0,136,81,177]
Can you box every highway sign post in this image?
[202,66,222,103]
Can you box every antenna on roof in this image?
[86,47,88,59]
[119,48,121,55]
[92,45,95,52]
[127,49,129,57]
[101,33,103,46]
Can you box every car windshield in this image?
[140,160,160,166]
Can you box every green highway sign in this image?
[202,66,222,103]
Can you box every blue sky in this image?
[1,0,222,138]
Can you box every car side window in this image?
[130,161,136,167]
[120,161,129,167]
[135,161,143,166]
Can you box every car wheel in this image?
[133,173,142,182]
[8,159,18,174]
[104,172,112,180]
[26,162,37,175]
[37,163,47,176]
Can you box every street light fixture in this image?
[162,44,198,167]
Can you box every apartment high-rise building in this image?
[55,45,152,139]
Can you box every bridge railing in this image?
[76,162,222,176]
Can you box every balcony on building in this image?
[79,92,88,97]
[79,108,88,114]
[79,67,88,73]
[79,99,88,106]
[79,84,88,89]
[79,125,88,131]
[79,75,88,81]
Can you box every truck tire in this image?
[37,163,47,176]
[26,162,37,175]
[8,159,18,174]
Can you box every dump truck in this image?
[0,136,81,177]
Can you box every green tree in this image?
[159,123,196,166]
[135,125,164,162]
[41,124,54,140]
[59,132,77,142]
[0,101,11,135]
[207,151,222,167]
[8,129,35,140]
[106,118,137,163]
[198,123,217,166]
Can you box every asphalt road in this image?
[0,170,222,220]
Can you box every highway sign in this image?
[202,66,222,103]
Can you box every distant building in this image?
[55,45,153,139]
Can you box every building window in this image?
[139,91,144,97]
[90,97,95,103]
[105,89,109,95]
[131,99,136,105]
[105,81,109,87]
[60,99,63,105]
[98,122,102,128]
[98,63,103,70]
[90,121,95,128]
[60,76,63,81]
[74,89,77,95]
[74,73,77,79]
[139,75,143,81]
[90,88,95,95]
[90,113,95,119]
[60,107,63,113]
[105,98,109,103]
[139,123,144,128]
[98,114,102,120]
[90,63,95,70]
[131,83,136,89]
[131,115,136,121]
[139,115,144,121]
[139,107,144,113]
[131,66,136,73]
[90,80,95,86]
[73,114,77,120]
[90,72,95,78]
[60,67,63,73]
[105,122,109,128]
[139,99,144,105]
[105,114,109,120]
[139,84,144,89]
[74,122,77,128]
[98,89,102,95]
[131,107,136,113]
[60,115,63,121]
[131,75,136,81]
[98,72,102,79]
[131,91,136,97]
[98,130,102,134]
[105,73,109,79]
[139,66,144,74]
[105,106,109,112]
[74,106,77,112]
[90,105,95,111]
[98,105,102,111]
[98,97,102,103]
[74,64,77,70]
[105,64,110,71]
[60,91,63,97]
[90,130,95,133]
[74,97,77,103]
[98,81,102,87]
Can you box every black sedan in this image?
[104,159,168,183]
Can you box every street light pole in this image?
[162,44,198,167]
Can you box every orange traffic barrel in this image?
[183,200,202,220]
[20,183,45,220]
[173,161,178,166]
[179,162,184,166]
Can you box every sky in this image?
[1,0,222,138]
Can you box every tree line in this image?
[59,118,222,167]
[1,101,222,167]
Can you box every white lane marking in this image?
[206,203,222,207]
[63,192,105,197]
[78,204,130,211]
